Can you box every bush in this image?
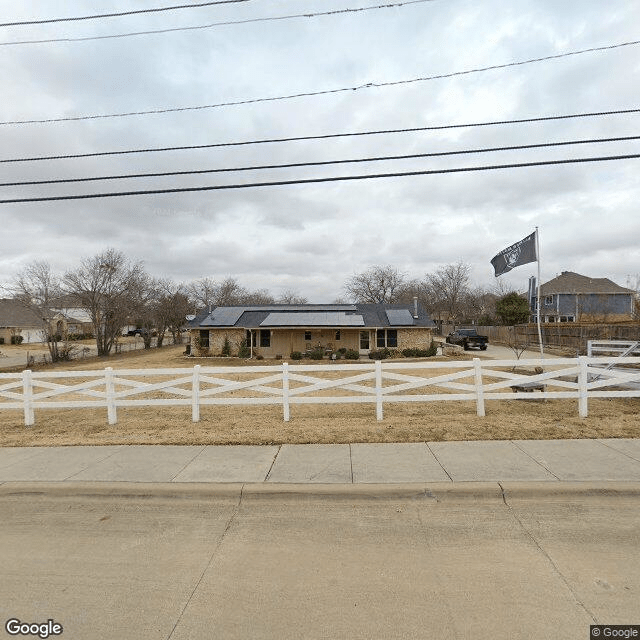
[237,338,251,358]
[0,337,4,345]
[401,342,439,358]
[368,348,392,360]
[344,349,360,360]
[221,336,232,357]
[308,348,324,360]
[290,351,303,360]
[10,335,24,345]
[337,347,347,354]
[255,354,264,360]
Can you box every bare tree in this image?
[278,289,308,304]
[154,280,191,346]
[242,288,275,305]
[425,262,471,324]
[64,249,147,356]
[186,277,218,311]
[344,265,407,303]
[13,261,64,362]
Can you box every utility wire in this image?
[1,108,638,164]
[2,136,638,187]
[0,0,434,46]
[2,154,638,203]
[0,1,252,27]
[1,40,638,126]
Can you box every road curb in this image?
[2,481,640,501]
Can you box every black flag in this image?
[491,231,537,277]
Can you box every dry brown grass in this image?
[1,344,639,446]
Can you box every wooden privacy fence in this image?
[2,357,640,427]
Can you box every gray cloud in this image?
[1,0,639,299]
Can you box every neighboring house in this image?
[0,298,46,344]
[189,302,436,357]
[530,271,636,323]
[51,295,95,336]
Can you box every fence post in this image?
[282,362,290,422]
[105,367,117,425]
[473,358,485,417]
[375,360,383,421]
[192,365,201,423]
[578,356,589,418]
[22,369,34,427]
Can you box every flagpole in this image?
[535,226,544,359]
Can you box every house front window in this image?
[304,331,312,341]
[335,330,341,341]
[199,330,210,348]
[359,331,370,350]
[376,329,398,348]
[260,329,271,347]
[545,295,554,305]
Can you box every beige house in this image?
[189,303,436,358]
[0,298,47,344]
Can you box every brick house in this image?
[189,302,436,358]
[530,272,636,323]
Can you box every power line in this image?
[2,107,638,164]
[2,154,638,203]
[2,136,638,187]
[0,1,252,27]
[2,40,638,126]
[0,0,434,46]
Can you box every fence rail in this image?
[2,357,640,426]
[587,340,640,357]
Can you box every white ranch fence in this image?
[2,357,640,427]
[587,340,640,357]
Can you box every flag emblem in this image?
[491,231,537,277]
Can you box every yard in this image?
[0,344,638,447]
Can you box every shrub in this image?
[337,347,347,354]
[402,342,439,358]
[290,351,303,360]
[10,335,24,345]
[368,348,392,360]
[344,349,360,360]
[426,340,438,357]
[0,337,4,345]
[221,336,232,357]
[308,348,324,360]
[255,354,264,360]
[237,338,251,358]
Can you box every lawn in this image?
[1,344,638,446]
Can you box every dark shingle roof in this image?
[0,299,43,328]
[541,272,633,295]
[190,303,436,329]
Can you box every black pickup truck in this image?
[445,328,489,351]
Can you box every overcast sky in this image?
[1,0,639,301]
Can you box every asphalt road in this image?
[1,482,638,640]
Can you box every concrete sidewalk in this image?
[1,438,639,483]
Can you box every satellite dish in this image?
[185,315,196,321]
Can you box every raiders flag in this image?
[491,231,537,277]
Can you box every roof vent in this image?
[413,296,419,319]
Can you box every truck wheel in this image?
[480,345,487,351]
[463,342,470,350]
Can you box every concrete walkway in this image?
[1,438,639,483]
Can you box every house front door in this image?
[359,330,370,354]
